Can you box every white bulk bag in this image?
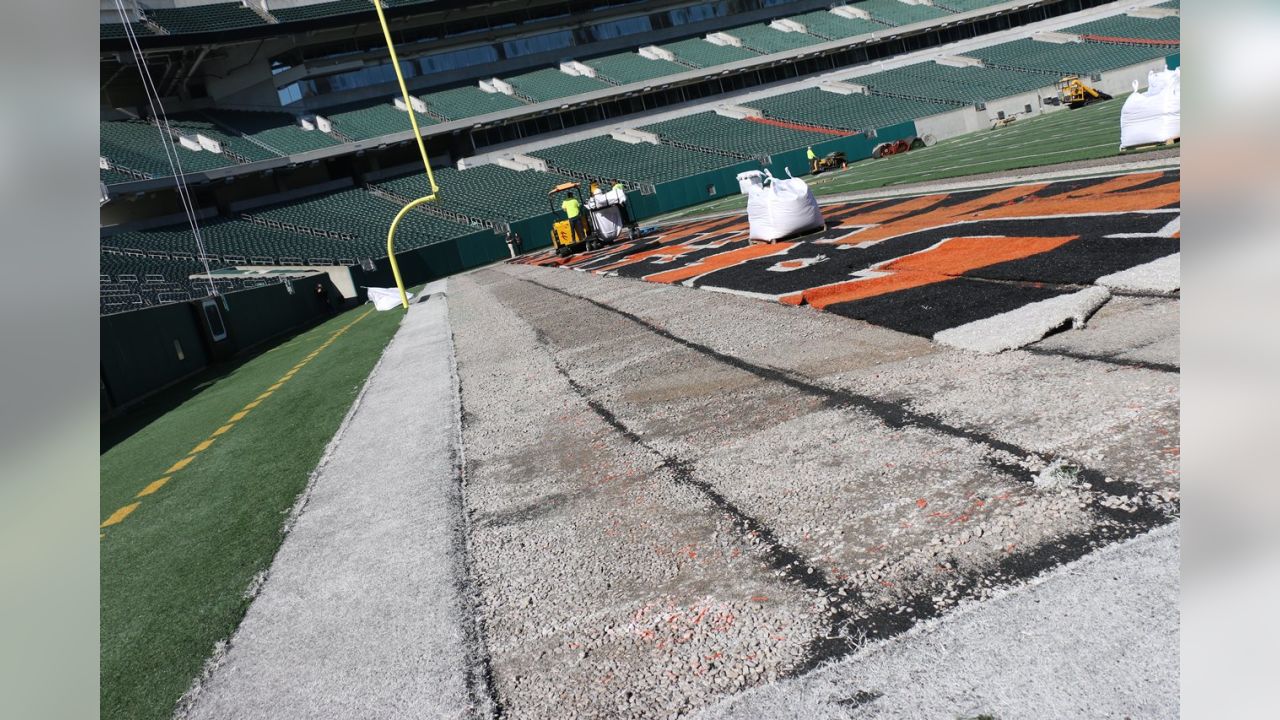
[744,170,825,242]
[591,205,625,240]
[736,170,765,195]
[1120,67,1180,148]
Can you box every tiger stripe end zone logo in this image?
[518,170,1181,352]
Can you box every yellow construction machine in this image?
[1057,76,1113,109]
[549,181,622,257]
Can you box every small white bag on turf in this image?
[739,169,825,242]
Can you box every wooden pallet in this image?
[1121,137,1180,152]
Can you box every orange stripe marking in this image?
[787,235,1077,309]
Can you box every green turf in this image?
[652,96,1176,221]
[100,303,404,720]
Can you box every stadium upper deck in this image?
[99,0,1179,314]
[101,0,1119,191]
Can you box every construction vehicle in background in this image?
[810,150,848,174]
[547,181,630,257]
[1057,76,1113,109]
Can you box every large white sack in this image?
[1121,67,1180,148]
[745,172,825,241]
[737,170,765,195]
[592,205,625,239]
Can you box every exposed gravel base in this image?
[1029,294,1180,372]
[692,522,1180,720]
[450,263,1179,718]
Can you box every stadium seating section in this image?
[640,112,841,158]
[377,165,576,223]
[726,24,823,54]
[270,0,375,23]
[856,0,953,26]
[789,10,884,40]
[245,189,476,257]
[748,88,956,132]
[101,119,237,176]
[970,38,1178,76]
[99,253,254,315]
[1062,15,1182,43]
[324,102,436,141]
[856,62,1055,104]
[933,0,1010,14]
[660,38,760,68]
[531,136,732,185]
[585,53,688,85]
[505,68,613,103]
[204,110,340,155]
[421,86,529,120]
[144,3,267,34]
[100,22,155,39]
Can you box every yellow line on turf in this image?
[100,308,375,537]
[136,478,170,498]
[166,456,197,474]
[100,503,139,528]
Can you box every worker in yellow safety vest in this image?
[611,180,624,192]
[561,192,584,242]
[806,146,817,172]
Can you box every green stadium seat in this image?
[932,0,1008,13]
[585,53,688,85]
[420,86,529,120]
[271,0,374,23]
[504,69,612,103]
[857,0,954,26]
[101,119,239,176]
[789,11,884,40]
[856,62,1056,104]
[100,22,155,40]
[1062,15,1181,43]
[726,24,823,54]
[748,88,956,132]
[659,38,760,68]
[204,110,340,155]
[146,3,268,34]
[530,136,732,184]
[378,165,576,223]
[325,101,436,141]
[641,112,844,157]
[971,38,1178,76]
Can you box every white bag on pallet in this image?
[1120,67,1180,148]
[739,169,825,241]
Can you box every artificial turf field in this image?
[655,94,1176,222]
[100,304,404,720]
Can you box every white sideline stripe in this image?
[1095,253,1180,295]
[934,286,1112,354]
[1105,216,1180,239]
